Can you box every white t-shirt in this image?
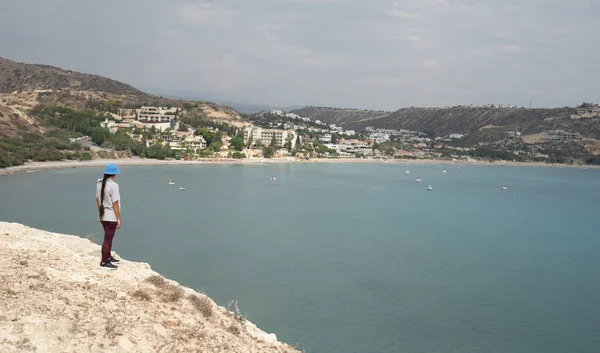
[96,178,121,222]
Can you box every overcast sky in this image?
[0,0,598,110]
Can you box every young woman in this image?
[96,163,122,269]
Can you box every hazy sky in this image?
[0,0,598,110]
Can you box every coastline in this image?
[0,222,300,352]
[0,157,597,176]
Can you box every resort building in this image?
[135,106,178,131]
[169,135,207,153]
[338,139,373,155]
[243,127,296,148]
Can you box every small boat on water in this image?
[416,178,422,183]
[168,179,175,185]
[443,170,447,173]
[502,186,508,190]
[427,185,433,191]
[179,187,187,191]
[271,176,277,181]
[405,170,410,174]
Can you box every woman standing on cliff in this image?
[96,164,122,270]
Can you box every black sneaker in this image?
[108,256,120,263]
[99,261,118,270]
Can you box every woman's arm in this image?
[96,197,101,222]
[113,201,121,229]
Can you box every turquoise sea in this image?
[1,163,600,352]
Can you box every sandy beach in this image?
[0,157,595,176]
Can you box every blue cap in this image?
[104,164,121,175]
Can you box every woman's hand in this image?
[117,219,122,229]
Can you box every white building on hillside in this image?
[577,104,600,117]
[136,106,178,131]
[320,134,332,142]
[369,132,390,143]
[486,104,517,109]
[243,127,296,148]
[338,139,373,155]
[325,143,340,153]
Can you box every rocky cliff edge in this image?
[0,222,300,353]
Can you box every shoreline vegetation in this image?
[0,222,300,352]
[1,157,598,176]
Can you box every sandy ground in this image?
[0,222,300,353]
[1,157,596,176]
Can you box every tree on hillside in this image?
[232,151,246,159]
[331,134,338,144]
[178,123,190,132]
[271,135,278,148]
[183,102,198,110]
[284,135,293,152]
[230,137,244,151]
[92,128,110,146]
[109,131,137,151]
[209,141,223,152]
[262,146,275,158]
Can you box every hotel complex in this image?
[243,127,296,149]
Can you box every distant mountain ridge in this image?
[291,106,600,144]
[140,86,304,114]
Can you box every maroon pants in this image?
[101,221,118,263]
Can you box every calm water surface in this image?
[1,163,600,353]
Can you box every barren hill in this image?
[291,106,390,126]
[0,58,247,139]
[0,58,144,96]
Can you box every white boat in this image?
[179,187,187,191]
[427,185,433,191]
[271,177,277,181]
[443,170,447,173]
[168,180,175,185]
[405,170,410,174]
[502,186,508,190]
[416,178,422,183]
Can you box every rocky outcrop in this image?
[0,222,300,353]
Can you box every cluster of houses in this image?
[97,104,590,160]
[269,110,356,136]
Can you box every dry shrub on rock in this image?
[145,275,167,288]
[188,294,213,317]
[227,323,242,336]
[162,284,184,302]
[132,289,151,301]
